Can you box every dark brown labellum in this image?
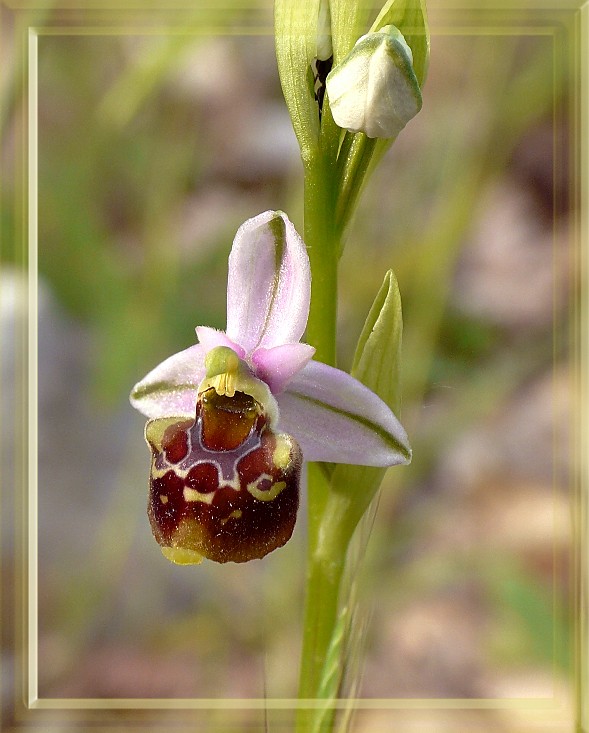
[144,389,302,564]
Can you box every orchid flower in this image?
[130,210,410,565]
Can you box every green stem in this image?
[335,133,377,241]
[296,151,343,730]
[296,123,378,731]
[297,469,347,693]
[303,153,338,367]
[296,469,351,732]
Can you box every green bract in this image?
[331,270,405,525]
[351,268,403,415]
[274,0,322,161]
[371,0,430,88]
[329,0,370,65]
[316,0,333,61]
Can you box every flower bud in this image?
[325,25,422,138]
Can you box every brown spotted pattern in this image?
[145,390,302,563]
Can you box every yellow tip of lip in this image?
[161,546,204,565]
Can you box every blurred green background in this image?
[1,1,576,730]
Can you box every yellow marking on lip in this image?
[183,487,214,504]
[145,416,191,453]
[152,461,241,493]
[161,546,204,565]
[247,475,287,502]
[159,494,169,504]
[220,509,243,525]
[272,435,292,470]
[151,462,189,480]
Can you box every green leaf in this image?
[371,0,430,87]
[274,0,321,162]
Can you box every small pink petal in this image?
[130,344,205,419]
[226,211,311,353]
[251,343,315,394]
[195,326,245,358]
[276,361,411,465]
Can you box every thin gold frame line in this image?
[27,25,39,710]
[5,0,586,10]
[30,25,559,37]
[25,10,580,720]
[31,696,569,711]
[578,3,589,731]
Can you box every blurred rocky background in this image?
[1,1,576,731]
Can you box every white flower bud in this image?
[326,25,422,139]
